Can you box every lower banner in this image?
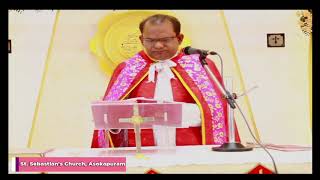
[12,157,126,172]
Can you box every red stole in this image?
[91,51,240,148]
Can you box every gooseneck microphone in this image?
[182,46,217,56]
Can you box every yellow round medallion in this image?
[90,10,192,76]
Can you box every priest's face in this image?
[139,20,184,60]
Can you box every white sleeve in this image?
[181,103,201,128]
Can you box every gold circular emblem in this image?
[90,10,192,76]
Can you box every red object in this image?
[145,169,160,174]
[248,164,274,174]
[91,51,241,148]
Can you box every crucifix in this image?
[117,104,157,154]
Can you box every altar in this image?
[9,145,312,174]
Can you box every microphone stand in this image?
[198,52,252,152]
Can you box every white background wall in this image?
[224,10,311,145]
[9,10,56,148]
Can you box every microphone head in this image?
[182,46,192,55]
[208,51,217,55]
[183,46,202,55]
[182,46,217,55]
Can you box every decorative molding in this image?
[296,10,312,36]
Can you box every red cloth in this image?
[91,51,241,148]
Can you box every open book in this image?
[94,97,176,104]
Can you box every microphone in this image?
[182,46,217,56]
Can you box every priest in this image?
[91,14,240,148]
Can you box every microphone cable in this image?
[208,52,278,174]
[234,92,279,174]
